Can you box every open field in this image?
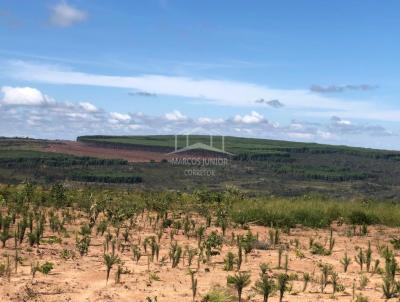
[2,185,400,301]
[43,141,170,163]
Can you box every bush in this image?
[348,211,378,225]
[202,286,234,302]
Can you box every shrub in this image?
[227,272,251,302]
[253,274,275,302]
[340,252,351,272]
[202,287,233,302]
[310,242,330,256]
[224,252,236,271]
[348,210,377,225]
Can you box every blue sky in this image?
[0,0,399,149]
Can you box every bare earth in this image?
[42,141,169,162]
[0,213,398,302]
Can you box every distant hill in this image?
[1,135,400,200]
[77,135,400,159]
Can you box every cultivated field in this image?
[2,136,400,199]
[43,141,169,162]
[1,185,400,302]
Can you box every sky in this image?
[0,0,399,150]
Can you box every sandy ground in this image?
[42,141,169,163]
[0,214,399,302]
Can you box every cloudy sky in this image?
[0,1,399,149]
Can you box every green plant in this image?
[224,252,236,271]
[96,220,108,236]
[32,261,54,276]
[295,248,305,259]
[227,272,251,302]
[79,224,91,236]
[382,275,397,299]
[115,265,123,284]
[0,227,11,248]
[104,253,120,284]
[277,273,289,302]
[188,269,198,302]
[277,246,283,269]
[366,241,372,272]
[253,274,275,302]
[302,272,310,292]
[359,274,369,290]
[318,263,333,292]
[170,242,182,268]
[390,237,400,250]
[340,251,351,272]
[284,254,289,273]
[196,225,206,248]
[240,231,257,261]
[149,272,161,281]
[355,248,366,271]
[76,235,91,256]
[0,262,6,276]
[186,246,198,267]
[372,259,380,274]
[328,228,335,253]
[331,272,339,296]
[381,251,399,299]
[310,242,330,256]
[131,244,142,263]
[204,231,223,261]
[201,286,233,302]
[60,249,75,260]
[237,236,243,271]
[355,294,369,302]
[259,263,269,275]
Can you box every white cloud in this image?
[197,117,224,124]
[5,60,400,123]
[287,132,314,139]
[164,110,187,121]
[234,111,264,124]
[317,130,333,139]
[110,112,131,122]
[128,124,144,130]
[49,2,87,27]
[290,122,304,130]
[337,120,351,125]
[4,60,367,111]
[1,86,48,106]
[328,116,393,137]
[79,102,98,112]
[66,112,89,119]
[0,90,396,149]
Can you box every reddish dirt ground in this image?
[42,141,170,163]
[0,215,398,302]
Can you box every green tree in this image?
[227,272,251,302]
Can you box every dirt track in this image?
[42,141,169,163]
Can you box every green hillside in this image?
[1,136,400,200]
[77,135,400,158]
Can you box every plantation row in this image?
[70,173,143,184]
[77,135,400,161]
[2,184,400,301]
[233,152,292,162]
[270,164,370,182]
[1,183,400,231]
[0,155,128,168]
